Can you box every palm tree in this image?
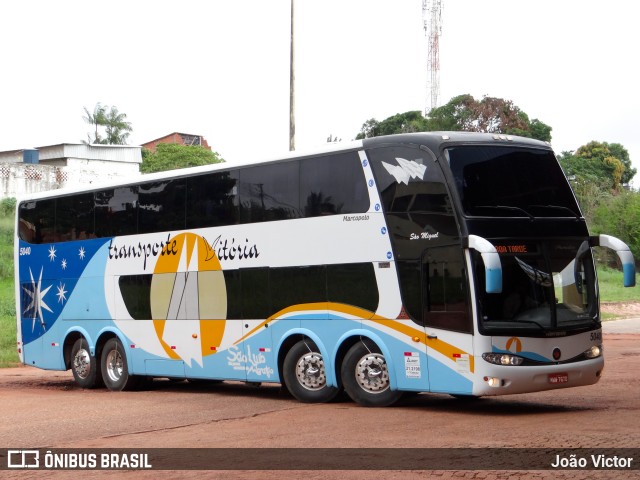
[82,103,133,145]
[83,103,107,144]
[104,106,132,145]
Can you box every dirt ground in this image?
[601,302,640,318]
[1,333,639,480]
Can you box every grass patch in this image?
[0,203,18,367]
[596,266,640,303]
[0,278,19,367]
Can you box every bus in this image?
[15,132,636,407]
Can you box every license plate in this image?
[548,373,569,384]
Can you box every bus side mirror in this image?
[594,235,636,288]
[467,235,502,294]
[577,235,636,292]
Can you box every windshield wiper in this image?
[475,205,534,220]
[528,204,580,219]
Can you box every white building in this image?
[0,143,142,198]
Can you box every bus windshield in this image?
[473,239,598,334]
[447,145,581,218]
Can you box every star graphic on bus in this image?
[78,247,86,260]
[48,246,57,262]
[56,282,68,304]
[61,259,67,270]
[22,267,53,332]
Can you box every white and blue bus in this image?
[15,132,635,407]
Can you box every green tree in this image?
[82,103,132,145]
[356,111,428,139]
[529,119,553,144]
[356,95,552,142]
[607,142,636,185]
[558,142,638,263]
[141,143,224,173]
[592,190,640,263]
[355,119,380,139]
[424,94,475,132]
[560,141,634,190]
[103,106,132,145]
[427,95,552,142]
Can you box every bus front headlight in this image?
[482,352,524,366]
[584,345,602,359]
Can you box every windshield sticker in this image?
[382,158,427,185]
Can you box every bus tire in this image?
[283,339,339,403]
[70,337,102,389]
[341,340,402,407]
[101,338,139,391]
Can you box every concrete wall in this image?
[0,144,142,199]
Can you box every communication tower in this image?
[423,0,443,116]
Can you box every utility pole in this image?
[289,0,296,151]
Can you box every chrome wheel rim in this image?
[355,353,390,393]
[105,349,124,383]
[295,352,326,391]
[73,348,91,379]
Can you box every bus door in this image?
[421,245,475,394]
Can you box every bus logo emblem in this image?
[506,337,522,353]
[382,158,427,185]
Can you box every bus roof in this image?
[361,131,551,151]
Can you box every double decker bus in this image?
[15,132,635,407]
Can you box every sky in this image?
[2,0,639,177]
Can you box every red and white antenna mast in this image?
[423,0,443,116]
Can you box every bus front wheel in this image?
[341,340,402,407]
[283,340,339,403]
[71,337,102,389]
[101,338,139,391]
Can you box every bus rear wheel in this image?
[101,338,140,391]
[283,339,339,403]
[341,340,402,407]
[71,337,102,389]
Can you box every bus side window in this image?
[56,193,95,241]
[239,163,300,223]
[327,263,379,312]
[95,187,138,237]
[139,179,186,234]
[186,171,240,229]
[240,268,271,319]
[300,151,368,217]
[270,266,327,314]
[18,200,47,244]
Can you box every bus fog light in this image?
[584,345,602,359]
[482,352,524,366]
[483,376,503,387]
